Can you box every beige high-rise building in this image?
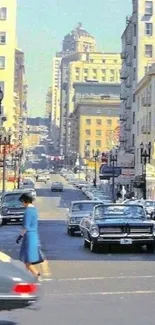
[0,1,17,134]
[52,57,61,126]
[46,86,52,119]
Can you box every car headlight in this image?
[2,208,8,214]
[90,225,99,238]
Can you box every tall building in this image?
[14,48,28,145]
[46,86,52,119]
[70,97,120,158]
[52,57,61,126]
[120,0,155,154]
[62,22,96,54]
[0,1,17,132]
[60,51,121,154]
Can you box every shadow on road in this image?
[0,322,17,325]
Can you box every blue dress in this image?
[20,206,40,264]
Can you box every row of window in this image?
[89,59,119,64]
[133,44,154,58]
[85,118,119,125]
[85,140,103,148]
[75,68,118,74]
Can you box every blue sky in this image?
[17,0,131,117]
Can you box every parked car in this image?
[66,200,103,236]
[80,203,155,253]
[143,200,155,217]
[1,190,28,225]
[36,175,47,183]
[51,182,63,192]
[0,251,39,311]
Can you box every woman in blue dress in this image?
[16,193,41,278]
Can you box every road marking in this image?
[45,290,155,298]
[52,275,155,282]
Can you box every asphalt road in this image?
[1,175,155,325]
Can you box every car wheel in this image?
[84,238,90,248]
[90,240,98,253]
[68,228,74,236]
[147,243,155,253]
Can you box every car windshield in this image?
[3,193,24,205]
[72,202,99,212]
[94,204,145,219]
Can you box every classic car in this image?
[0,251,39,311]
[66,200,103,236]
[0,190,28,225]
[80,203,155,253]
[51,182,63,192]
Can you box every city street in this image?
[1,175,155,325]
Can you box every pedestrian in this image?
[16,192,43,279]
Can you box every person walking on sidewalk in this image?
[16,192,42,279]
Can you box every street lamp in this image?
[84,144,90,181]
[92,149,100,187]
[0,127,12,193]
[110,149,118,202]
[140,142,151,200]
[12,149,23,189]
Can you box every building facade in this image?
[70,97,120,158]
[46,86,52,119]
[120,0,155,155]
[60,51,121,154]
[52,57,61,126]
[0,0,17,131]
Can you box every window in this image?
[0,56,5,69]
[96,130,102,136]
[96,119,101,125]
[133,67,136,80]
[133,112,135,124]
[75,76,79,81]
[132,134,135,147]
[137,148,139,164]
[134,46,136,58]
[102,69,106,74]
[137,97,140,112]
[85,129,91,136]
[86,119,91,125]
[110,77,115,82]
[93,69,97,73]
[90,59,93,63]
[149,111,151,127]
[102,60,106,63]
[134,24,136,37]
[137,121,139,136]
[114,60,117,63]
[107,119,112,126]
[145,1,153,15]
[145,44,153,57]
[133,94,135,102]
[0,32,6,44]
[145,23,153,36]
[96,140,101,147]
[102,77,105,81]
[85,140,91,146]
[0,7,7,20]
[110,69,115,74]
[0,81,4,92]
[84,69,88,74]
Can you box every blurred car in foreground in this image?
[80,204,155,253]
[51,182,63,192]
[0,251,39,311]
[66,200,102,236]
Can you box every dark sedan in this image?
[80,204,155,253]
[0,252,39,311]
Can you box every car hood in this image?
[2,203,25,209]
[96,217,154,226]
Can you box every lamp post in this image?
[0,127,12,193]
[92,149,100,187]
[17,149,23,189]
[84,145,90,181]
[110,149,118,202]
[140,142,151,200]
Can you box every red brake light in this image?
[12,283,38,294]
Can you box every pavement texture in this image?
[0,175,155,324]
